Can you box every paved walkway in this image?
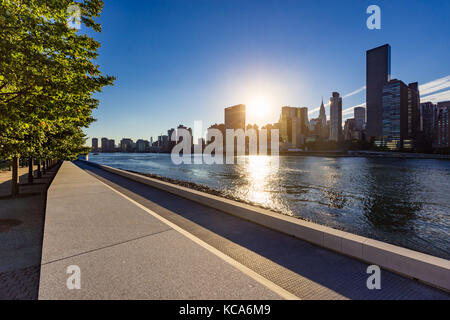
[39,161,450,300]
[0,164,59,299]
[38,162,283,299]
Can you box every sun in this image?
[246,97,270,127]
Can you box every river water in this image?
[88,153,450,259]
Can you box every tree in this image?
[0,0,115,196]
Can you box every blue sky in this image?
[84,0,450,143]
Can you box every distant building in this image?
[406,82,421,149]
[120,138,133,152]
[136,139,149,152]
[435,101,450,149]
[318,99,328,138]
[92,138,98,152]
[354,106,366,131]
[108,139,115,152]
[381,79,420,150]
[343,118,356,141]
[329,92,342,142]
[225,104,246,130]
[280,106,307,147]
[366,44,391,140]
[101,137,109,152]
[420,102,436,139]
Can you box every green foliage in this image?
[0,0,115,160]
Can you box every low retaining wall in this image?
[78,160,450,292]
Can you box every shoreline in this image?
[90,152,450,160]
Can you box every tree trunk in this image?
[28,157,33,184]
[11,156,19,196]
[37,159,42,178]
[42,159,46,175]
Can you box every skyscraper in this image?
[435,101,450,149]
[329,92,342,142]
[354,106,366,131]
[420,102,436,144]
[299,107,309,134]
[343,118,356,141]
[381,79,421,150]
[101,137,109,152]
[92,138,98,152]
[319,99,326,127]
[406,82,421,146]
[366,44,391,141]
[108,139,115,152]
[280,106,308,147]
[225,104,246,130]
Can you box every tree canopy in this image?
[0,0,115,162]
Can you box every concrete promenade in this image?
[38,161,450,299]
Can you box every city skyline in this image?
[83,0,450,142]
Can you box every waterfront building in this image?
[101,137,109,152]
[120,138,134,152]
[354,106,366,131]
[108,139,115,152]
[343,118,357,141]
[420,102,436,141]
[136,139,150,152]
[329,92,342,142]
[381,79,420,150]
[435,101,450,149]
[92,138,98,152]
[319,99,328,138]
[405,82,421,149]
[299,107,309,134]
[366,44,391,141]
[225,104,246,130]
[280,106,307,147]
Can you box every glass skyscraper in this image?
[366,44,391,141]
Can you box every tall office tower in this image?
[366,44,391,141]
[406,82,421,146]
[343,118,356,141]
[435,101,450,149]
[354,106,366,131]
[225,104,246,130]
[329,92,342,142]
[101,137,109,152]
[298,107,309,134]
[92,138,98,152]
[381,79,409,150]
[109,139,115,152]
[280,106,306,147]
[420,102,436,143]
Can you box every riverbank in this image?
[280,150,450,159]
